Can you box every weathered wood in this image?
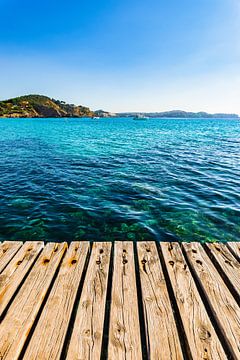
[0,242,67,360]
[108,241,142,360]
[206,243,240,302]
[227,242,240,262]
[137,241,183,359]
[0,242,23,273]
[23,241,89,360]
[161,242,227,360]
[183,242,240,359]
[66,242,111,360]
[0,241,44,317]
[0,241,239,359]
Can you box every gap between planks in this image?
[0,241,240,360]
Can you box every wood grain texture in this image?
[161,242,227,360]
[137,241,183,360]
[0,241,239,360]
[206,243,240,302]
[66,242,111,360]
[227,242,240,262]
[183,242,240,359]
[0,242,67,360]
[108,241,142,360]
[0,242,23,273]
[23,241,89,360]
[0,241,44,317]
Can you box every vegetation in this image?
[0,95,95,118]
[117,110,239,118]
[1,94,238,118]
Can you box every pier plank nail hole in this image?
[0,241,239,359]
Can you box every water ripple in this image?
[0,117,239,242]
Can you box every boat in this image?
[92,116,100,119]
[133,114,149,120]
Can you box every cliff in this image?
[0,95,94,118]
[0,95,239,119]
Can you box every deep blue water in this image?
[0,117,239,243]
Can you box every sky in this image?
[0,0,240,113]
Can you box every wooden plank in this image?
[23,242,89,360]
[0,242,23,273]
[137,242,183,359]
[227,242,240,261]
[161,242,227,360]
[183,242,240,359]
[0,242,67,360]
[108,242,142,360]
[206,243,240,302]
[0,241,44,317]
[66,242,111,360]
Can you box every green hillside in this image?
[0,95,94,118]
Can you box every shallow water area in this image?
[0,117,239,242]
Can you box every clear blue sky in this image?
[0,0,239,112]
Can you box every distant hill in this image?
[117,110,239,118]
[0,95,94,118]
[0,95,239,118]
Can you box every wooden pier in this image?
[0,241,239,359]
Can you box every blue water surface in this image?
[0,117,239,242]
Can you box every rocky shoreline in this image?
[0,94,239,119]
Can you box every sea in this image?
[0,117,239,243]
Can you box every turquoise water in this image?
[0,117,239,243]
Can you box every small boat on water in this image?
[133,114,149,120]
[92,116,100,119]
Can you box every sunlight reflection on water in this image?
[0,117,239,242]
